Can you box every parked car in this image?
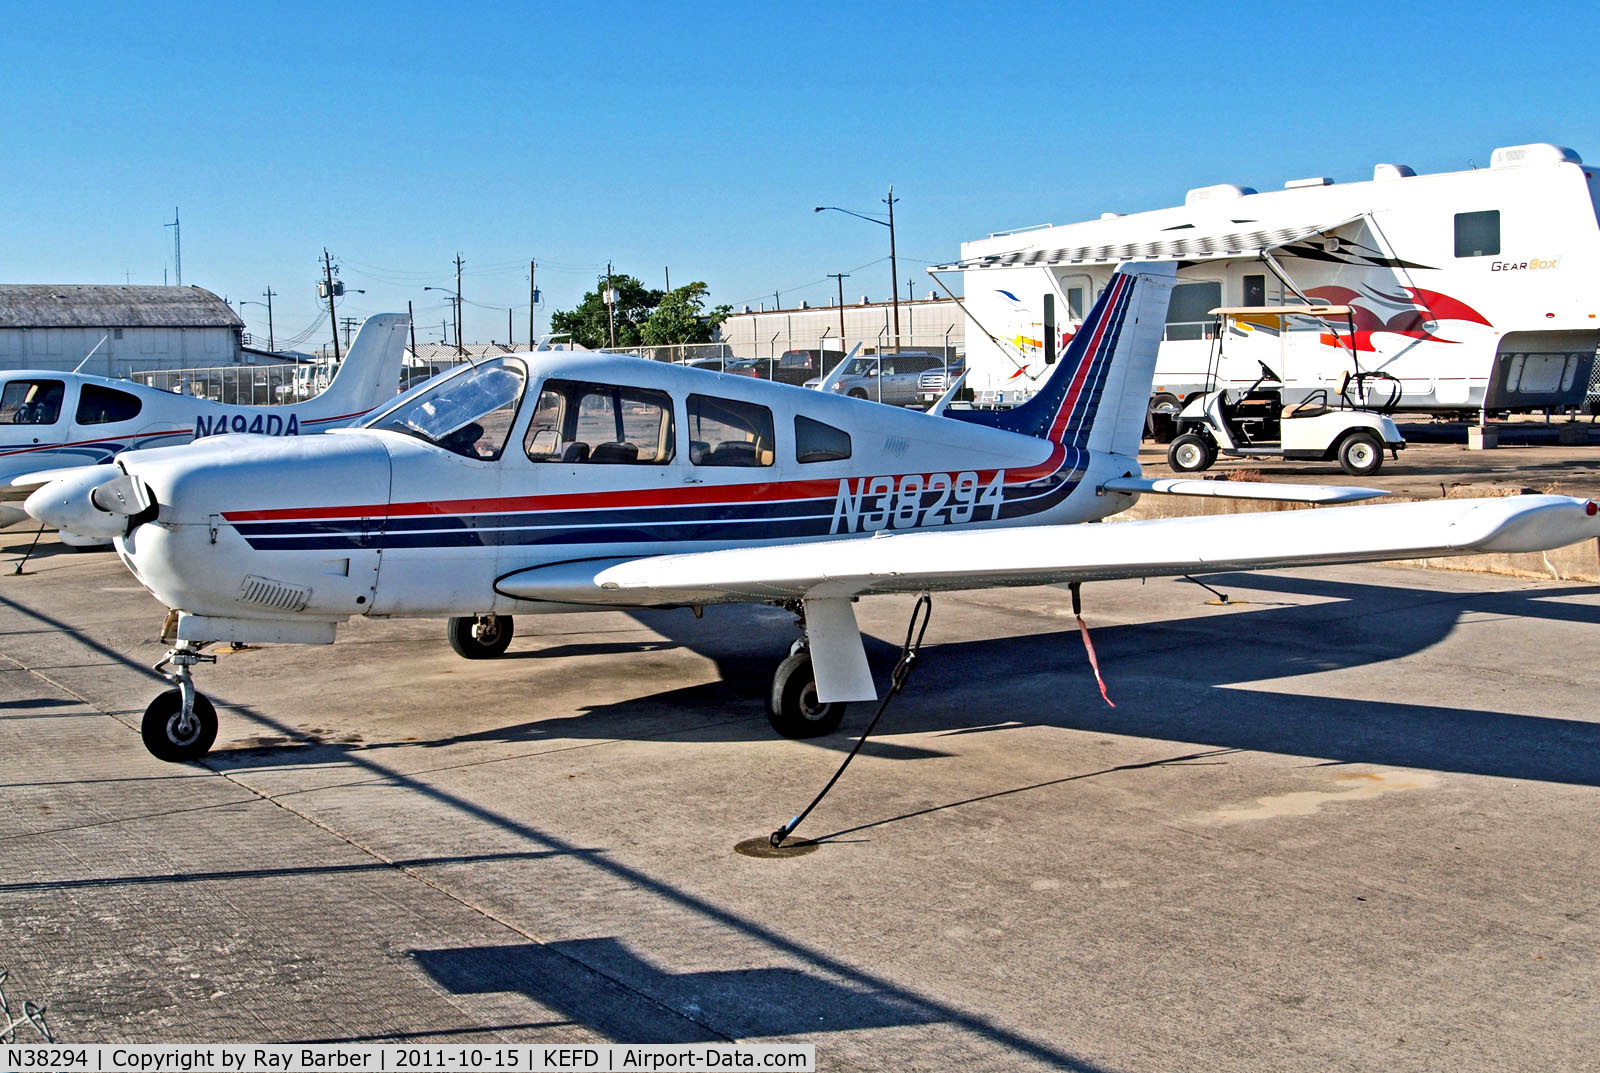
[763,349,845,386]
[804,351,954,406]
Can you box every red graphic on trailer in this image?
[1306,285,1492,351]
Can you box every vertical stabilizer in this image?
[949,262,1175,458]
[296,313,411,418]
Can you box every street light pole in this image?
[885,185,900,352]
[814,190,902,352]
[828,272,849,368]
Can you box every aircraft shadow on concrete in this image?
[209,575,1600,788]
[412,936,939,1044]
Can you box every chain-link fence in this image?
[132,363,319,406]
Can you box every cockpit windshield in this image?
[361,359,526,459]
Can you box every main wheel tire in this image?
[848,388,869,400]
[448,614,515,659]
[1168,432,1215,473]
[141,689,219,763]
[1338,430,1384,476]
[766,651,846,738]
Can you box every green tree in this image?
[640,282,732,345]
[550,274,663,349]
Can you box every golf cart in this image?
[1166,305,1405,477]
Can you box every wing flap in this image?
[1099,475,1387,504]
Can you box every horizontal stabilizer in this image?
[1100,476,1387,504]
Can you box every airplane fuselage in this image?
[108,353,1141,635]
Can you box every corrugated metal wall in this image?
[0,325,239,375]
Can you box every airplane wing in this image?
[497,494,1600,702]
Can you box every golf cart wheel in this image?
[1167,432,1215,473]
[1338,431,1384,477]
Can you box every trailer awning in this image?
[930,214,1368,273]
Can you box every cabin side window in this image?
[1454,210,1500,257]
[76,384,143,425]
[688,394,774,467]
[1,379,65,425]
[524,379,675,464]
[1165,282,1221,341]
[794,415,851,463]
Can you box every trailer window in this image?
[1243,274,1266,306]
[1454,210,1500,257]
[1165,282,1222,341]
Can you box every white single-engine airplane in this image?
[24,264,1600,762]
[1,314,410,540]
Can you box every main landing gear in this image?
[143,642,219,762]
[767,642,847,739]
[448,614,515,659]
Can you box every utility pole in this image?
[605,262,616,349]
[506,308,512,345]
[262,286,276,353]
[664,267,671,292]
[453,253,465,356]
[322,249,341,362]
[340,317,359,347]
[828,273,849,365]
[165,208,182,286]
[528,260,537,349]
[885,186,900,352]
[408,301,417,359]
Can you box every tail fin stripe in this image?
[1047,273,1131,444]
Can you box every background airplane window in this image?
[794,415,851,463]
[76,384,143,425]
[1,380,65,425]
[524,379,675,464]
[688,394,774,467]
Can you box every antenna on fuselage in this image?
[71,335,110,375]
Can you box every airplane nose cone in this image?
[24,467,150,540]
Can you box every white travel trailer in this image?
[942,143,1600,435]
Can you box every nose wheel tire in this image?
[141,689,218,763]
[1167,432,1216,473]
[1338,431,1384,476]
[448,614,515,659]
[767,651,847,738]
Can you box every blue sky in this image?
[4,0,1597,350]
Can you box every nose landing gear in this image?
[143,642,219,762]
